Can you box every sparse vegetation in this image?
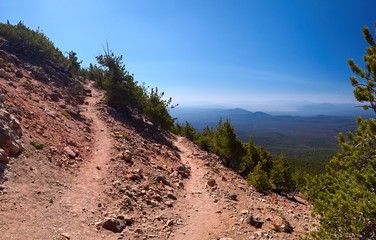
[175,118,299,195]
[30,141,44,150]
[87,46,176,130]
[0,21,68,68]
[61,111,73,120]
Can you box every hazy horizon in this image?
[171,100,374,117]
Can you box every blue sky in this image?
[1,0,375,112]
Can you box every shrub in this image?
[30,141,44,150]
[90,47,176,130]
[0,21,69,68]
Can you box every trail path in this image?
[171,137,223,240]
[50,84,115,238]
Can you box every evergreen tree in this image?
[270,154,294,194]
[213,119,245,169]
[181,121,197,141]
[195,126,212,151]
[240,137,259,175]
[306,22,376,239]
[247,161,272,192]
[348,23,376,113]
[93,47,175,130]
[307,118,376,239]
[66,51,82,77]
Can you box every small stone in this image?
[15,70,23,78]
[245,213,264,229]
[227,193,238,201]
[128,174,141,181]
[155,175,170,186]
[166,193,177,200]
[63,146,76,158]
[207,179,216,187]
[164,200,174,207]
[166,219,174,226]
[60,233,70,239]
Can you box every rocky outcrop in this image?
[0,109,23,162]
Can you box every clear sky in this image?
[1,0,375,111]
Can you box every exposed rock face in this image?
[0,109,23,158]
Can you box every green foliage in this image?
[144,88,175,130]
[66,51,82,76]
[247,161,272,192]
[30,141,44,150]
[195,126,212,151]
[306,23,376,238]
[306,118,376,239]
[241,137,274,177]
[212,119,246,169]
[348,23,376,113]
[90,47,175,130]
[177,118,297,194]
[174,121,197,141]
[193,118,246,169]
[61,111,72,120]
[0,21,69,68]
[270,154,295,193]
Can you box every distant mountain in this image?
[267,102,374,117]
[170,106,365,170]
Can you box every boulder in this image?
[0,50,20,65]
[0,69,10,80]
[0,148,9,164]
[0,109,23,156]
[31,66,49,82]
[102,218,126,233]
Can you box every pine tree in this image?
[247,161,272,192]
[306,22,376,239]
[348,23,376,113]
[270,154,294,194]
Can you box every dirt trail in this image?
[48,85,114,238]
[171,137,222,240]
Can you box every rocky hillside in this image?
[0,40,317,239]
